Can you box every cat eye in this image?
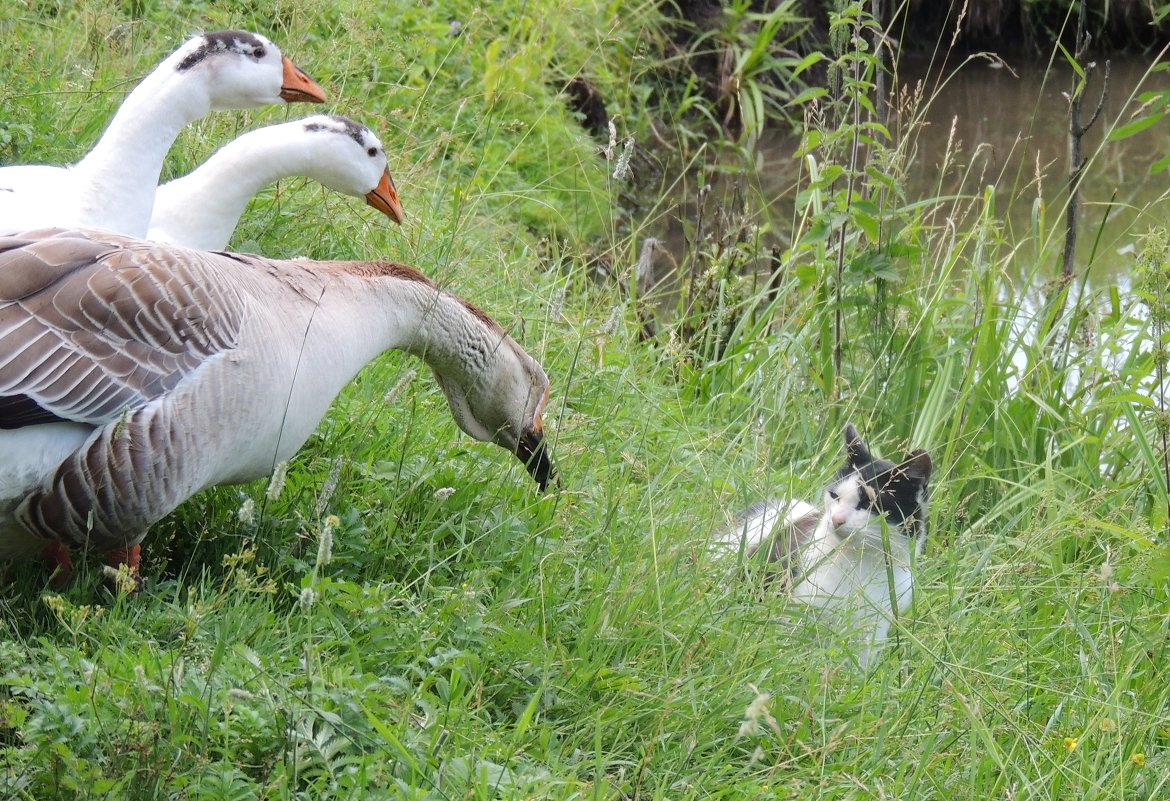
[828,490,839,500]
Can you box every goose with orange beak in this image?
[148,115,404,250]
[0,30,326,238]
[0,228,556,586]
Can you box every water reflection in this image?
[653,56,1169,289]
[902,56,1167,278]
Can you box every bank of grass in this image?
[3,1,1170,799]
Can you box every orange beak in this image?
[279,56,326,104]
[364,168,404,224]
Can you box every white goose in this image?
[0,30,326,238]
[147,115,404,250]
[0,228,555,583]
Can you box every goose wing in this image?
[0,229,245,430]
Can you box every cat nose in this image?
[830,509,848,528]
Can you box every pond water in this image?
[891,55,1169,284]
[660,55,1170,290]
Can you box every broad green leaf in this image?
[1108,113,1164,141]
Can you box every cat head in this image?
[823,423,932,539]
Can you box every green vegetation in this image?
[3,0,1170,798]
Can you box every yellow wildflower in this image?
[1131,752,1145,767]
[1063,737,1077,752]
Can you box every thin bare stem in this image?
[1062,0,1111,282]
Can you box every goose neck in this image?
[319,266,505,390]
[74,61,211,234]
[151,128,299,249]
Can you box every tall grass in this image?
[3,0,1170,799]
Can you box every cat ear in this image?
[843,423,872,465]
[900,449,932,484]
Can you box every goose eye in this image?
[254,46,267,59]
[367,147,377,157]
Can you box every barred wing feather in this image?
[0,230,244,429]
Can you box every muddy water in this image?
[742,56,1170,286]
[900,56,1169,282]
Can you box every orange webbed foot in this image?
[41,540,73,588]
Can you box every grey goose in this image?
[0,228,555,584]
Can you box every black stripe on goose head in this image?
[177,31,268,72]
[302,115,371,149]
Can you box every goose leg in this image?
[103,543,144,592]
[18,403,195,593]
[41,539,73,587]
[105,543,141,573]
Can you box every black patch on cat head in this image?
[844,422,872,465]
[176,31,268,72]
[302,115,375,151]
[834,424,933,535]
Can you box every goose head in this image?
[170,30,326,108]
[431,334,557,490]
[298,115,404,224]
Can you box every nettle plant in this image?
[787,0,922,396]
[642,2,922,405]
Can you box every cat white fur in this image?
[719,427,930,668]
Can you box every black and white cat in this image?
[719,424,932,667]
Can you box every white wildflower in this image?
[317,516,337,568]
[266,461,289,501]
[298,586,316,610]
[1099,549,1119,593]
[548,283,567,318]
[314,456,343,518]
[237,497,256,525]
[612,136,634,181]
[600,306,621,337]
[384,369,418,404]
[434,487,456,501]
[737,686,776,739]
[603,119,617,160]
[1099,560,1114,581]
